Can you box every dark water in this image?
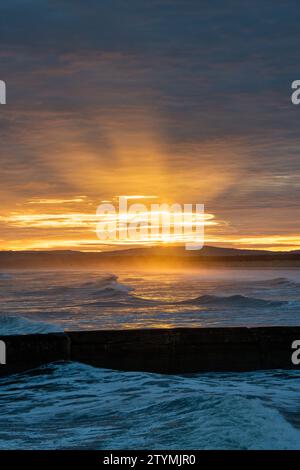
[1,364,300,449]
[0,268,300,333]
[0,268,300,449]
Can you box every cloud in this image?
[0,1,299,249]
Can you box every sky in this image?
[0,0,300,251]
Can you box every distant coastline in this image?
[1,246,300,269]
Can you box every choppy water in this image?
[1,363,300,449]
[0,268,300,449]
[0,268,300,334]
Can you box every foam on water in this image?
[1,270,300,449]
[249,277,300,288]
[183,294,285,308]
[0,363,299,449]
[0,314,62,335]
[1,269,300,332]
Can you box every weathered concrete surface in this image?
[69,327,300,373]
[0,333,70,376]
[0,327,300,376]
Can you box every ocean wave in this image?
[0,314,62,335]
[250,277,300,289]
[0,273,13,280]
[31,274,134,298]
[81,274,128,291]
[0,363,299,449]
[183,294,285,308]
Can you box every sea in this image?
[0,267,300,449]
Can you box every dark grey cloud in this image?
[0,0,299,242]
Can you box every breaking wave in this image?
[32,274,134,298]
[250,277,300,289]
[81,274,132,292]
[0,314,62,335]
[184,294,285,308]
[1,269,299,331]
[0,363,299,449]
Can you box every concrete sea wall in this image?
[0,327,300,376]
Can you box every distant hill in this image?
[101,245,272,257]
[0,245,300,269]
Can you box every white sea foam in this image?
[0,268,300,332]
[184,294,285,308]
[0,363,299,449]
[0,314,62,335]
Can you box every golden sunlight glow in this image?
[96,205,215,246]
[0,213,99,228]
[116,195,159,200]
[26,197,87,204]
[205,234,300,252]
[0,197,217,248]
[0,194,218,250]
[0,192,299,252]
